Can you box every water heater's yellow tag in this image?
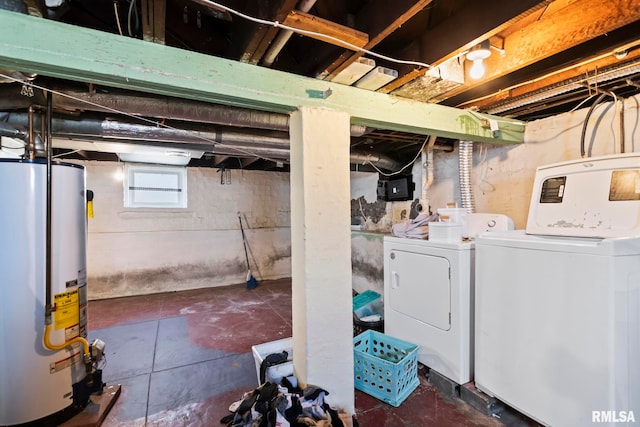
[87,200,94,218]
[54,289,79,331]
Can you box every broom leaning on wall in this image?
[238,213,259,290]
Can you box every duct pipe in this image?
[5,113,402,169]
[5,113,290,149]
[44,89,370,136]
[100,121,291,149]
[349,150,404,171]
[262,0,317,67]
[458,140,475,213]
[0,0,27,13]
[0,121,28,140]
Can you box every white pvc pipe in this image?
[262,0,317,66]
[419,135,436,214]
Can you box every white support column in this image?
[289,106,354,415]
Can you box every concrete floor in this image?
[88,278,507,426]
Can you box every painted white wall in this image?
[79,161,291,299]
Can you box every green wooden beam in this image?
[0,10,524,144]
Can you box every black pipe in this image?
[579,92,610,158]
[45,92,53,323]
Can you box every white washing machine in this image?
[475,153,640,427]
[384,236,474,384]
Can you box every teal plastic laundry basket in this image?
[353,330,419,407]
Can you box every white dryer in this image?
[384,236,474,384]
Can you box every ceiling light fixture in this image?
[466,40,492,80]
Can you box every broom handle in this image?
[239,215,251,268]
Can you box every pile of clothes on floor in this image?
[220,376,352,427]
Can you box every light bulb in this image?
[469,59,485,79]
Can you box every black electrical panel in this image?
[377,175,414,201]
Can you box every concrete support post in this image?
[289,107,354,415]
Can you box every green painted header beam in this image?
[0,10,524,144]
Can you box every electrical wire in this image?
[127,0,136,37]
[568,94,596,113]
[366,136,430,177]
[609,91,618,152]
[0,72,283,164]
[197,0,434,70]
[113,1,123,36]
[579,92,611,157]
[53,149,82,158]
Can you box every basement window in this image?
[123,163,187,208]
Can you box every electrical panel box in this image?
[377,175,414,201]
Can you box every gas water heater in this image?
[0,158,104,425]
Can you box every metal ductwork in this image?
[2,113,402,169]
[0,88,370,137]
[349,150,403,171]
[0,121,28,140]
[0,0,27,13]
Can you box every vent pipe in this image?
[458,140,475,213]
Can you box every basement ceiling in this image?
[1,0,640,171]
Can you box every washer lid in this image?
[476,230,640,256]
[526,153,640,238]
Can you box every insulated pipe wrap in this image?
[458,140,475,213]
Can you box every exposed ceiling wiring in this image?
[53,149,82,158]
[367,136,430,177]
[197,0,434,70]
[112,1,123,36]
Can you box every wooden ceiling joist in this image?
[459,40,640,111]
[318,0,433,80]
[281,10,369,50]
[141,0,166,44]
[237,0,299,64]
[240,157,259,168]
[378,0,548,94]
[432,0,640,103]
[212,155,229,167]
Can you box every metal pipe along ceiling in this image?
[4,113,403,169]
[46,90,370,136]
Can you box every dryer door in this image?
[388,249,451,331]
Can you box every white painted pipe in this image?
[419,135,436,214]
[262,0,317,67]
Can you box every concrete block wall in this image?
[81,161,291,299]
